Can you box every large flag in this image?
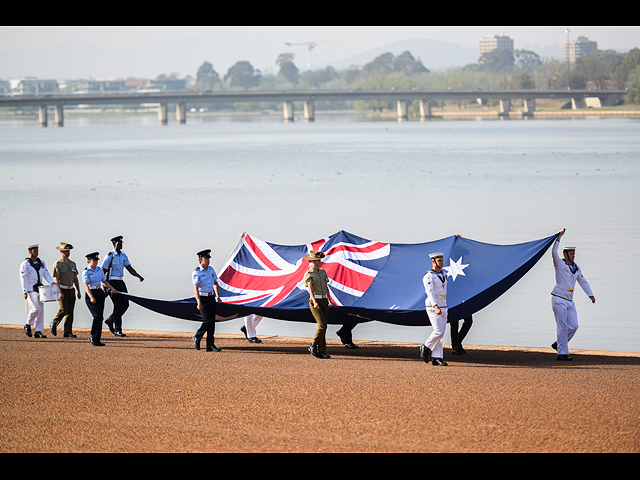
[126,230,557,327]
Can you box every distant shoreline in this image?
[2,104,640,121]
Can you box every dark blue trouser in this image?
[106,279,129,332]
[195,295,216,348]
[85,289,105,342]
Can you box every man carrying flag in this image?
[420,252,448,366]
[551,229,596,361]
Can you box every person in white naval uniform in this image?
[551,229,595,361]
[420,252,448,366]
[20,244,57,338]
[240,314,263,343]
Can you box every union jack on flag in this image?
[218,231,391,309]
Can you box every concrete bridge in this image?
[0,89,627,126]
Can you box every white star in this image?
[443,256,469,281]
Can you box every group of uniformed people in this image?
[19,236,144,346]
[419,229,596,366]
[20,229,595,361]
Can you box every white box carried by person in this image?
[38,284,60,302]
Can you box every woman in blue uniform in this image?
[82,252,119,346]
[192,249,222,352]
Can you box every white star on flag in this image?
[443,256,469,281]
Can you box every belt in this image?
[314,294,327,299]
[110,276,123,281]
[59,285,73,290]
[199,292,214,297]
[551,293,573,302]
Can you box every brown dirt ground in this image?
[1,324,638,453]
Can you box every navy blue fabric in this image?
[125,231,557,327]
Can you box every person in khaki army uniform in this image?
[50,242,81,338]
[303,250,336,359]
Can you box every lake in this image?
[1,112,638,352]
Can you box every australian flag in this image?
[125,230,557,326]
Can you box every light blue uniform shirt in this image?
[192,265,218,295]
[100,250,131,279]
[83,265,107,289]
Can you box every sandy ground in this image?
[1,324,638,453]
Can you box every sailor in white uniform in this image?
[241,314,263,343]
[551,229,595,360]
[421,252,448,366]
[19,244,57,338]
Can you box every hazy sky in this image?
[1,26,638,80]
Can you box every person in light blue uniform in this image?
[101,235,144,337]
[83,252,119,346]
[192,249,222,352]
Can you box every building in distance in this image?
[565,36,598,63]
[479,34,514,56]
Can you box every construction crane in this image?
[285,40,370,69]
[284,42,318,69]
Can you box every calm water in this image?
[1,113,639,352]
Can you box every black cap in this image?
[197,249,211,259]
[111,236,124,243]
[86,252,100,261]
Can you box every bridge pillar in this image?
[304,100,314,122]
[176,102,186,124]
[158,103,168,125]
[55,104,64,127]
[39,105,48,127]
[283,101,294,122]
[419,99,432,120]
[499,99,511,117]
[523,98,536,117]
[397,100,408,121]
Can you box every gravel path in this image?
[1,325,638,453]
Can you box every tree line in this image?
[187,47,640,113]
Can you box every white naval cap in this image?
[429,252,444,260]
[27,244,39,250]
[562,246,576,252]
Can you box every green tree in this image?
[614,47,640,89]
[276,53,300,84]
[625,67,640,102]
[515,49,542,70]
[195,61,220,90]
[224,61,262,89]
[478,48,515,73]
[575,50,623,90]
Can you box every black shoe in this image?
[206,345,222,352]
[432,357,448,366]
[34,331,47,339]
[192,335,201,350]
[24,324,32,337]
[551,342,558,350]
[114,331,127,337]
[420,345,431,363]
[240,325,249,339]
[557,354,573,361]
[344,342,358,349]
[50,322,57,336]
[319,351,331,359]
[249,337,262,343]
[308,345,323,359]
[88,335,104,346]
[451,348,465,355]
[64,333,77,338]
[105,320,115,334]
